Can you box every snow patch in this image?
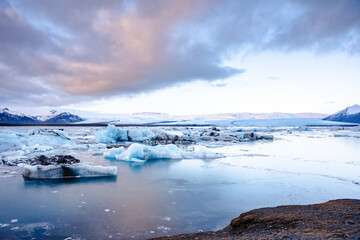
[346,104,360,115]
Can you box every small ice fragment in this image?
[122,204,127,207]
[0,223,10,228]
[11,219,18,223]
[160,216,171,221]
[157,226,170,231]
[10,226,19,230]
[112,211,116,213]
[104,209,110,212]
[150,231,155,234]
[80,194,84,196]
[81,201,87,204]
[51,191,58,193]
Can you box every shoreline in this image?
[152,199,360,240]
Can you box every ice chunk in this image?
[114,143,221,162]
[68,163,117,178]
[0,134,22,151]
[115,143,146,161]
[127,129,155,142]
[97,125,128,143]
[19,163,117,179]
[97,125,156,143]
[104,147,125,159]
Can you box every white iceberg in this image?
[19,163,117,179]
[113,143,221,162]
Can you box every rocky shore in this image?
[152,199,360,240]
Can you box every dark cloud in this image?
[0,0,359,107]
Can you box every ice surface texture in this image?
[97,124,155,143]
[19,163,117,179]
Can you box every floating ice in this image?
[19,163,117,179]
[104,147,125,159]
[97,125,155,143]
[157,226,170,232]
[114,143,221,162]
[0,134,22,151]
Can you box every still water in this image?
[1,128,360,239]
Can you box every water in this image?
[1,127,360,239]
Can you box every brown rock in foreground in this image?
[152,199,360,240]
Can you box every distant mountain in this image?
[43,111,85,123]
[0,108,85,124]
[0,108,38,124]
[323,104,360,124]
[34,109,59,122]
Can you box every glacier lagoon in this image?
[1,125,360,239]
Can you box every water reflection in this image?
[23,175,117,188]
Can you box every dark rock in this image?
[29,155,80,166]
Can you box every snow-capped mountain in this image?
[0,108,85,124]
[0,108,38,123]
[34,109,59,122]
[323,104,360,123]
[42,111,85,123]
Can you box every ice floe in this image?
[112,143,221,162]
[19,163,117,179]
[97,124,274,145]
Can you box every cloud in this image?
[0,0,359,107]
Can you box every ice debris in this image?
[111,143,221,162]
[97,125,155,143]
[97,125,273,145]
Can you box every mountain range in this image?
[1,105,359,125]
[0,108,85,124]
[323,104,360,124]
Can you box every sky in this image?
[0,0,359,115]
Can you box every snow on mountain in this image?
[34,110,59,121]
[43,112,85,123]
[0,108,85,124]
[345,104,360,115]
[323,104,360,124]
[0,108,38,124]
